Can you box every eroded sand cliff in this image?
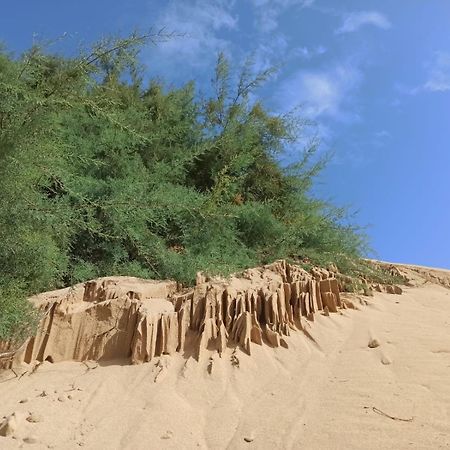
[1,262,449,449]
[2,261,364,368]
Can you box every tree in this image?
[0,35,379,343]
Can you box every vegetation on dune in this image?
[0,33,396,343]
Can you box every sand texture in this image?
[0,262,449,449]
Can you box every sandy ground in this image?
[1,283,449,449]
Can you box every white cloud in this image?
[251,34,289,73]
[423,52,450,92]
[374,130,391,139]
[244,2,325,79]
[150,0,237,70]
[250,39,326,76]
[293,45,327,59]
[249,0,314,33]
[403,52,450,95]
[336,11,391,34]
[277,63,362,121]
[146,0,321,83]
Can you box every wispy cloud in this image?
[242,0,322,80]
[250,41,326,78]
[146,0,323,84]
[403,52,450,95]
[275,61,364,164]
[293,45,327,59]
[251,34,289,73]
[423,51,450,92]
[277,63,362,121]
[249,0,314,33]
[149,0,237,73]
[336,11,391,34]
[374,130,391,139]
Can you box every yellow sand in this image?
[0,267,449,449]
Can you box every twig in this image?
[230,349,240,368]
[82,361,98,373]
[64,383,80,392]
[370,407,413,422]
[153,361,164,383]
[29,361,43,376]
[18,370,29,380]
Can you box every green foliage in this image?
[0,35,383,341]
[335,257,405,286]
[0,282,39,345]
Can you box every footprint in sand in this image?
[244,432,255,443]
[23,435,39,444]
[26,412,43,423]
[161,430,174,440]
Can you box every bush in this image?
[0,34,380,341]
[0,282,39,345]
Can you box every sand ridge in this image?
[2,261,358,369]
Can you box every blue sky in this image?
[1,1,449,268]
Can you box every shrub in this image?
[0,34,383,341]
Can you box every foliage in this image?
[0,281,39,344]
[0,34,381,341]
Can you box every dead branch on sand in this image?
[366,406,413,422]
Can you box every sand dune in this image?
[1,264,449,449]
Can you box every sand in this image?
[0,266,450,449]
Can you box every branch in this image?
[81,29,180,68]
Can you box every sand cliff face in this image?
[0,260,409,370]
[0,262,341,368]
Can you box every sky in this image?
[1,0,449,269]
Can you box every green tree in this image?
[0,35,383,343]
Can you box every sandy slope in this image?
[1,279,450,448]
